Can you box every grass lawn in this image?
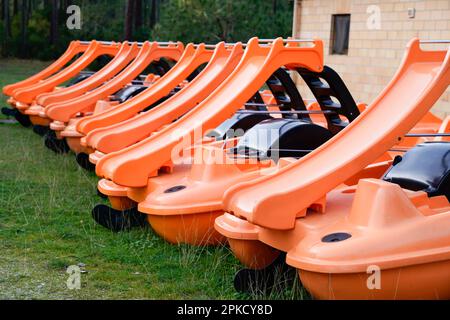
[0,59,306,299]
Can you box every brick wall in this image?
[292,0,450,117]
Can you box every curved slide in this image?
[95,37,324,187]
[223,38,450,230]
[85,42,244,154]
[45,42,184,123]
[35,42,139,107]
[13,41,121,104]
[76,43,214,134]
[3,40,91,96]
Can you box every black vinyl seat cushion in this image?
[383,142,450,199]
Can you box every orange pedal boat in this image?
[215,38,450,299]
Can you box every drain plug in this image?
[164,185,187,193]
[321,232,351,243]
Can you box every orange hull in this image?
[228,239,280,270]
[109,196,136,211]
[65,137,92,155]
[299,260,450,300]
[147,211,225,246]
[29,115,52,126]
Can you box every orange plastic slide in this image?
[3,40,91,97]
[23,41,142,126]
[45,41,184,123]
[84,42,244,157]
[13,40,121,107]
[95,38,324,187]
[75,43,215,135]
[35,41,140,107]
[222,38,450,231]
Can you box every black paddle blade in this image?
[44,131,70,153]
[76,152,95,171]
[32,125,49,136]
[1,107,17,117]
[91,204,147,232]
[14,111,32,127]
[233,254,296,295]
[96,189,108,199]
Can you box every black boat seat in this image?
[231,118,333,160]
[383,142,450,199]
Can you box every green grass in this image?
[0,59,307,300]
[0,59,52,120]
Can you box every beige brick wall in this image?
[292,0,450,117]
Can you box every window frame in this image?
[330,14,351,55]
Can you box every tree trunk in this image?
[13,0,17,15]
[20,0,29,56]
[50,0,58,45]
[156,0,160,24]
[3,0,11,37]
[149,0,156,28]
[28,0,32,18]
[124,0,134,40]
[134,0,142,32]
[2,0,10,56]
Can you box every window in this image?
[330,14,351,55]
